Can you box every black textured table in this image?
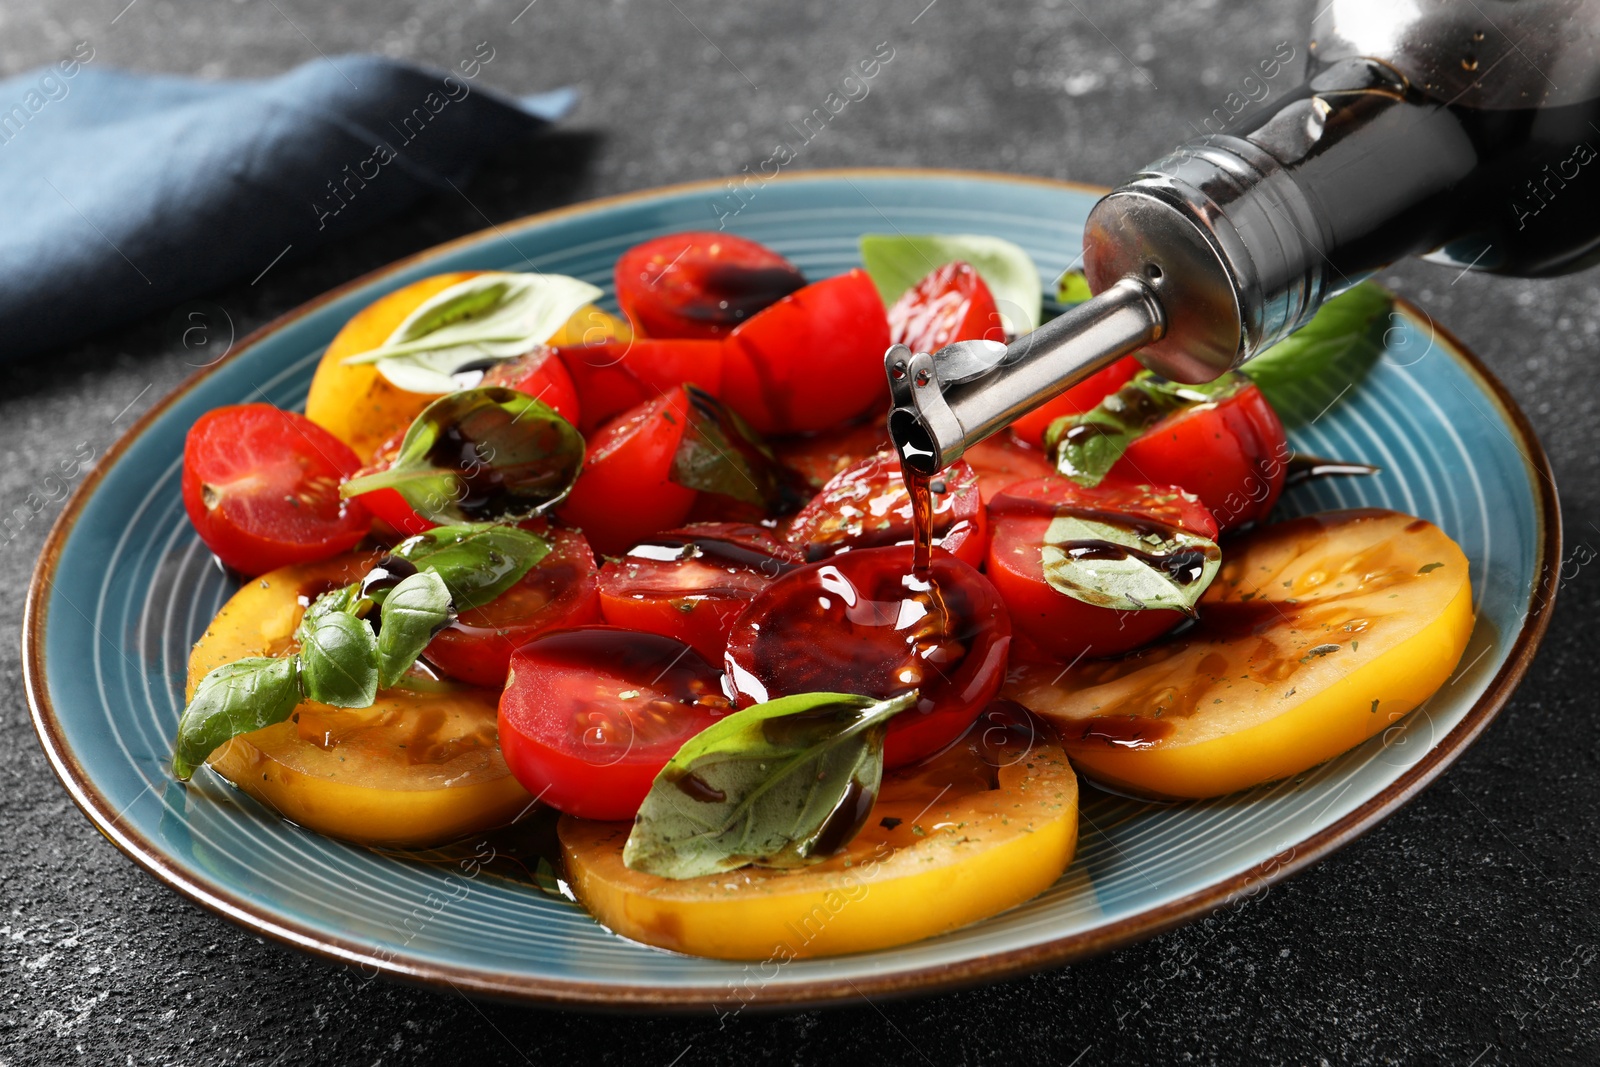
[4,2,1598,1064]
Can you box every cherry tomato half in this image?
[786,451,987,566]
[888,261,1004,354]
[498,626,732,820]
[557,387,697,557]
[614,232,805,340]
[725,546,1012,768]
[960,432,1056,504]
[722,270,892,435]
[422,525,602,687]
[774,420,892,491]
[985,477,1219,660]
[1111,379,1288,533]
[597,524,800,661]
[182,404,371,576]
[554,338,723,433]
[478,346,582,428]
[1007,355,1143,448]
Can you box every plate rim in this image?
[22,167,1563,1010]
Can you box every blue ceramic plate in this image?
[25,171,1559,1008]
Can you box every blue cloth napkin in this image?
[0,53,577,358]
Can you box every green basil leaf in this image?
[668,385,806,513]
[623,690,917,880]
[376,569,453,689]
[172,656,301,780]
[1039,511,1221,613]
[1240,282,1393,427]
[340,388,584,525]
[859,234,1042,334]
[1045,371,1246,487]
[340,272,603,394]
[298,610,380,708]
[293,582,369,647]
[387,522,551,611]
[1055,268,1093,306]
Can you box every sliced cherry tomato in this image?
[344,431,433,538]
[986,477,1219,660]
[181,404,371,576]
[615,232,805,340]
[722,270,892,435]
[1007,355,1143,448]
[888,261,1004,354]
[477,345,582,427]
[421,525,602,687]
[554,338,723,433]
[786,451,987,566]
[724,546,1012,768]
[1110,379,1288,533]
[597,524,800,661]
[960,432,1056,503]
[557,387,697,556]
[498,626,732,819]
[774,420,891,491]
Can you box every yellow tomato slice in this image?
[303,272,630,462]
[559,733,1079,960]
[1007,508,1474,799]
[190,553,532,848]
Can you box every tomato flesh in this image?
[722,270,891,435]
[986,477,1219,660]
[477,346,582,428]
[498,627,731,819]
[724,547,1012,768]
[422,525,602,687]
[1007,355,1143,448]
[615,232,805,340]
[1112,380,1288,533]
[774,421,892,491]
[557,387,697,557]
[597,524,799,661]
[786,451,987,566]
[182,404,371,576]
[888,261,1003,354]
[960,433,1056,504]
[555,338,723,433]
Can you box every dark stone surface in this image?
[2,1,1598,1064]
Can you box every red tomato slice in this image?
[478,346,582,428]
[1007,355,1143,448]
[1112,380,1288,533]
[554,338,723,433]
[597,524,800,661]
[182,404,371,576]
[773,420,892,491]
[786,451,987,566]
[614,232,805,340]
[557,387,697,556]
[421,525,602,687]
[722,270,892,435]
[498,626,732,819]
[888,261,1004,354]
[960,432,1056,504]
[985,477,1218,660]
[724,546,1012,768]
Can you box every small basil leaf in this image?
[1241,282,1393,427]
[668,385,806,513]
[340,388,584,524]
[172,656,301,780]
[623,690,917,880]
[376,570,453,689]
[1045,371,1246,487]
[1055,268,1093,306]
[859,234,1042,334]
[1039,511,1221,614]
[387,522,550,611]
[299,610,380,708]
[293,582,369,647]
[341,272,603,394]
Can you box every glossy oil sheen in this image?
[29,172,1552,1005]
